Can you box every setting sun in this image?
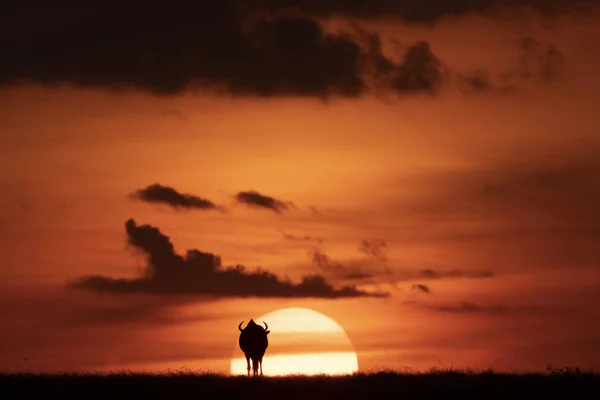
[230,308,359,376]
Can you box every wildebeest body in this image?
[238,319,270,376]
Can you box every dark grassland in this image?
[1,368,599,399]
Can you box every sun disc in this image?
[231,307,358,376]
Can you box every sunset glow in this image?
[230,352,359,376]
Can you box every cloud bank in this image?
[70,219,386,298]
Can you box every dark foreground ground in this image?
[2,369,599,399]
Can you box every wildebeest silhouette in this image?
[238,319,270,376]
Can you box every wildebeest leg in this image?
[253,358,259,376]
[245,355,251,377]
[259,358,263,376]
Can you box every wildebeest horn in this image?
[263,321,268,330]
[238,321,244,332]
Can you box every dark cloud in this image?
[382,268,493,294]
[18,200,28,212]
[60,297,200,327]
[412,284,431,294]
[388,149,600,272]
[0,5,369,96]
[454,35,565,92]
[61,297,246,328]
[358,239,389,261]
[456,69,496,92]
[308,240,424,287]
[251,0,597,22]
[311,250,346,274]
[417,268,495,279]
[511,37,564,82]
[313,250,376,280]
[380,268,495,283]
[375,40,447,94]
[68,302,175,326]
[160,110,189,121]
[279,229,324,245]
[4,1,572,97]
[454,35,563,94]
[130,184,222,211]
[308,206,323,216]
[413,301,541,315]
[309,248,391,281]
[407,148,600,228]
[0,4,351,96]
[455,69,519,95]
[344,272,374,280]
[236,190,293,213]
[70,219,386,298]
[482,182,517,197]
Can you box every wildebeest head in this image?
[238,319,270,334]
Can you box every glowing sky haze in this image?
[1,1,600,374]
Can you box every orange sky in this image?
[1,3,600,374]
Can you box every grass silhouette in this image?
[2,367,599,399]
